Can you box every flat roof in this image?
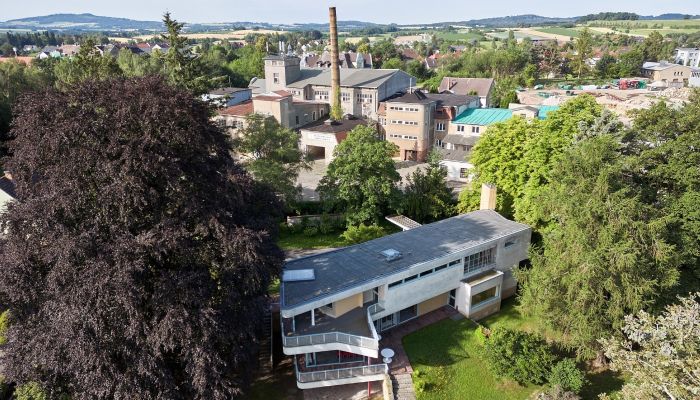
[281,210,530,310]
[301,117,369,134]
[453,108,513,126]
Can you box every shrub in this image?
[340,224,386,244]
[15,382,47,400]
[549,359,587,394]
[303,226,319,237]
[484,327,556,385]
[319,214,339,234]
[473,325,488,345]
[537,385,581,400]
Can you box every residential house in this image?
[95,44,119,57]
[400,48,420,63]
[438,77,495,108]
[259,54,413,120]
[690,68,700,88]
[203,87,253,107]
[22,44,38,53]
[446,108,513,151]
[438,148,473,182]
[0,172,16,214]
[300,50,373,69]
[381,91,479,162]
[37,46,61,59]
[424,54,439,70]
[641,61,691,88]
[280,185,531,389]
[299,117,371,163]
[674,47,700,68]
[212,101,254,139]
[59,44,80,57]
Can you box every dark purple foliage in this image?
[0,76,283,399]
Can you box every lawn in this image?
[403,298,625,400]
[277,229,348,250]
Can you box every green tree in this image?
[517,133,679,360]
[595,54,618,78]
[457,116,534,217]
[380,57,404,70]
[573,28,593,79]
[234,114,310,206]
[406,59,433,82]
[14,382,46,400]
[600,293,700,400]
[640,31,666,62]
[161,13,214,94]
[318,125,400,225]
[484,328,556,385]
[226,45,265,86]
[54,39,122,88]
[617,47,644,77]
[548,359,587,394]
[401,151,455,223]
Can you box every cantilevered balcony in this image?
[282,304,380,357]
[293,354,388,389]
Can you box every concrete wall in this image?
[328,293,363,318]
[439,160,473,182]
[300,130,339,163]
[447,123,487,136]
[418,292,449,316]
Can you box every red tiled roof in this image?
[218,101,254,116]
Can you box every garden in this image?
[403,299,625,400]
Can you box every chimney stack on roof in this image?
[480,183,497,211]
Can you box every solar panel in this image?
[282,269,315,282]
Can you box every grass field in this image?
[435,31,484,42]
[586,19,700,29]
[403,298,625,400]
[533,27,582,38]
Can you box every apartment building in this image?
[260,54,413,120]
[280,185,531,389]
[675,47,700,68]
[444,108,513,152]
[381,91,479,162]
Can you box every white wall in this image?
[439,160,472,182]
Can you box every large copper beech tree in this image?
[0,76,283,399]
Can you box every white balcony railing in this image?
[296,362,388,383]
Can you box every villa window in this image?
[459,168,469,179]
[471,286,499,307]
[457,125,465,132]
[273,73,279,84]
[471,126,480,134]
[436,122,445,131]
[464,247,495,275]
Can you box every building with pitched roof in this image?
[258,54,413,120]
[438,77,496,107]
[280,186,531,389]
[641,61,691,88]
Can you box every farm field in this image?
[132,29,287,41]
[533,27,582,38]
[434,30,484,42]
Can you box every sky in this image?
[2,0,699,25]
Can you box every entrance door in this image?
[448,289,456,308]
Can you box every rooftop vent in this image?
[380,248,402,262]
[282,269,315,282]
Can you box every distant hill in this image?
[1,12,698,33]
[0,13,163,31]
[640,13,700,20]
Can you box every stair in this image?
[258,303,273,375]
[391,373,416,400]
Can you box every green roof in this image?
[538,105,560,120]
[453,108,513,126]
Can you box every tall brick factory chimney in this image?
[329,7,342,121]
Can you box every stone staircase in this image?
[391,372,416,400]
[257,303,273,375]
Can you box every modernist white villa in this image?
[280,185,532,389]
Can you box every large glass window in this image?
[306,351,364,366]
[471,286,498,307]
[398,305,418,323]
[464,247,495,274]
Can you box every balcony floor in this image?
[291,305,373,338]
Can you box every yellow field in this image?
[129,29,286,41]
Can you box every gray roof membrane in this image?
[282,210,529,309]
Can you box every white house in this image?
[675,47,700,68]
[280,185,531,389]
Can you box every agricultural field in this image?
[434,30,485,42]
[532,27,582,38]
[584,19,700,37]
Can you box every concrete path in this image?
[391,373,417,400]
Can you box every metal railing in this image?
[296,362,388,383]
[282,329,378,350]
[281,303,384,351]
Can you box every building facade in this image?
[280,186,531,389]
[260,55,413,120]
[675,47,700,68]
[642,61,692,88]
